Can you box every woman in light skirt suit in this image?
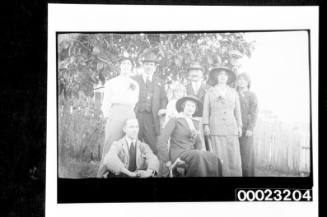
[97,57,139,177]
[203,65,243,176]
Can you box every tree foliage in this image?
[58,32,255,98]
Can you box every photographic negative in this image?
[58,31,311,179]
[48,5,318,207]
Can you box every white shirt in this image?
[182,115,197,131]
[125,136,137,149]
[101,75,139,118]
[191,80,202,94]
[142,73,153,83]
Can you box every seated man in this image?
[97,118,159,178]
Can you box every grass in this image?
[59,158,99,178]
[58,157,301,178]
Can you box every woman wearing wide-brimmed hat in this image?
[97,56,140,177]
[157,95,222,177]
[236,73,258,176]
[202,65,243,176]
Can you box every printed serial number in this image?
[236,189,312,201]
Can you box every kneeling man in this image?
[97,118,159,178]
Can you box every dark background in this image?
[0,0,323,216]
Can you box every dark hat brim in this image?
[208,67,236,84]
[175,96,203,117]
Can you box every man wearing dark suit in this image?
[185,62,211,151]
[185,62,210,104]
[133,50,168,155]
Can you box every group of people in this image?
[96,49,258,178]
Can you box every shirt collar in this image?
[181,114,196,131]
[191,80,202,92]
[142,74,153,82]
[125,136,137,149]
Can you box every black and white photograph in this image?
[57,31,311,179]
[2,1,323,217]
[47,4,319,217]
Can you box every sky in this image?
[242,31,311,125]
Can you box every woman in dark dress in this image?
[157,96,221,177]
[236,73,258,176]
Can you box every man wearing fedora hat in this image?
[133,49,168,155]
[185,62,210,104]
[185,62,211,151]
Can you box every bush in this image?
[58,93,105,171]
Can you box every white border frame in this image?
[47,4,318,217]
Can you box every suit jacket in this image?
[133,74,168,135]
[202,86,242,136]
[186,82,209,103]
[157,117,202,163]
[238,90,258,131]
[103,138,159,175]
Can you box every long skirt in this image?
[239,135,255,176]
[211,136,242,176]
[177,150,222,177]
[101,104,136,159]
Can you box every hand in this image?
[126,171,138,177]
[158,109,166,116]
[238,127,243,137]
[203,125,210,136]
[121,168,137,177]
[103,172,109,178]
[175,158,185,166]
[165,161,172,168]
[136,170,153,178]
[245,130,253,137]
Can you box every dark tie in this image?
[128,142,137,172]
[145,77,150,87]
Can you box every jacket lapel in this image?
[192,118,200,130]
[136,75,146,88]
[186,83,195,96]
[152,75,159,94]
[180,117,196,131]
[135,140,142,169]
[122,138,130,168]
[197,83,206,99]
